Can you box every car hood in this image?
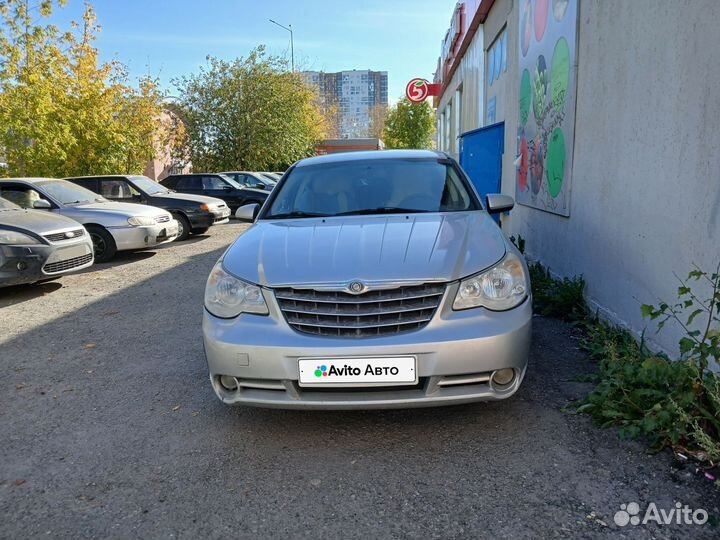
[0,208,82,234]
[153,192,226,206]
[69,201,169,217]
[223,212,507,287]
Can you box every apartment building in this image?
[302,69,388,138]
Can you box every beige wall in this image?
[436,25,485,159]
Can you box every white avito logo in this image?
[614,502,708,527]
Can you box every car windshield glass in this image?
[218,174,242,189]
[131,176,169,195]
[264,159,477,218]
[36,179,105,205]
[261,173,278,183]
[0,196,20,210]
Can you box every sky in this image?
[48,0,459,103]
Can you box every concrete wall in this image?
[498,0,720,356]
[436,25,485,159]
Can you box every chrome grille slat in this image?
[154,215,170,223]
[43,252,93,274]
[43,229,85,242]
[275,283,445,338]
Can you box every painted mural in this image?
[516,0,577,216]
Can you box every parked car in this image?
[0,196,94,287]
[221,171,276,191]
[65,175,230,241]
[261,172,282,183]
[202,150,531,409]
[161,173,268,214]
[0,178,178,263]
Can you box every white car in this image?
[0,178,179,262]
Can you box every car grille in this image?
[43,229,85,242]
[43,252,93,274]
[274,283,446,338]
[154,215,170,223]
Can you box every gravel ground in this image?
[1,221,718,540]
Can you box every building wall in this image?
[436,25,485,159]
[491,0,720,356]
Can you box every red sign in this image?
[405,79,442,103]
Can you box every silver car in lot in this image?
[0,178,179,262]
[0,196,94,287]
[203,150,531,409]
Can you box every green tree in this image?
[0,1,162,177]
[174,47,328,171]
[383,97,436,150]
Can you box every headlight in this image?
[199,203,211,212]
[127,216,156,226]
[0,230,41,245]
[453,252,528,311]
[204,262,268,318]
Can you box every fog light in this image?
[491,368,516,387]
[219,375,238,391]
[16,261,28,271]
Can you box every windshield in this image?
[0,196,21,210]
[36,179,105,205]
[261,173,279,183]
[264,159,478,219]
[131,176,170,195]
[218,174,243,189]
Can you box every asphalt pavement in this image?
[1,222,717,539]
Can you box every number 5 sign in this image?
[405,78,442,103]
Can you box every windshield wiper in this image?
[266,211,330,220]
[334,207,427,216]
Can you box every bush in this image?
[576,263,720,462]
[529,263,587,321]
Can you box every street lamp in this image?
[269,19,294,72]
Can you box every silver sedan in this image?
[0,178,179,262]
[203,150,532,409]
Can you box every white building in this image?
[302,70,388,139]
[433,0,720,358]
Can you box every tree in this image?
[173,47,329,172]
[0,1,163,177]
[383,97,436,150]
[368,104,388,140]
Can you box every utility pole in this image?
[269,19,294,72]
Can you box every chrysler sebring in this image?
[203,150,532,409]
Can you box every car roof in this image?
[295,149,445,168]
[0,177,57,183]
[65,175,138,179]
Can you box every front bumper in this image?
[187,208,230,229]
[108,220,179,251]
[202,284,532,410]
[0,237,93,287]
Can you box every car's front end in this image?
[0,201,94,287]
[203,251,531,409]
[202,150,532,410]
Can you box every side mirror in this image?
[33,199,52,209]
[235,203,260,222]
[222,185,233,191]
[486,194,515,214]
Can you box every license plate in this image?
[298,357,416,387]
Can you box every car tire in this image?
[191,227,210,235]
[173,213,191,241]
[86,225,117,263]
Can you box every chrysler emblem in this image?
[348,281,365,294]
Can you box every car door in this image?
[98,179,143,203]
[0,183,54,210]
[173,176,204,195]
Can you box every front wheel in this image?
[173,213,191,241]
[86,225,117,263]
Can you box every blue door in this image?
[459,122,504,222]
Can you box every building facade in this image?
[302,70,388,139]
[433,0,720,358]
